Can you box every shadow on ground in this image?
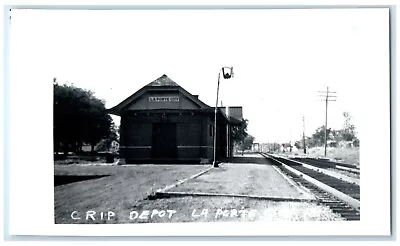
[226,156,274,165]
[54,175,110,187]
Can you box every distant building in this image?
[107,75,244,164]
[252,143,260,152]
[280,143,293,153]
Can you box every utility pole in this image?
[303,116,306,154]
[318,87,337,157]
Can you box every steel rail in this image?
[277,156,360,186]
[264,153,360,211]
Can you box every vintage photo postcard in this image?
[5,5,392,237]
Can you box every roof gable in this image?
[145,74,179,87]
[107,75,211,115]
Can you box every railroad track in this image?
[291,157,360,174]
[260,153,360,221]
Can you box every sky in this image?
[9,8,389,143]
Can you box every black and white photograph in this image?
[5,4,392,238]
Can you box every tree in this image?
[54,81,114,154]
[95,124,118,152]
[272,142,281,152]
[332,129,342,142]
[302,126,335,148]
[310,126,333,147]
[231,119,249,145]
[241,134,255,151]
[297,112,359,150]
[341,112,357,141]
[305,136,316,148]
[294,141,301,149]
[102,123,119,152]
[298,112,359,150]
[263,142,281,153]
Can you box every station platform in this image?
[169,154,315,200]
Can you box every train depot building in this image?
[107,75,244,164]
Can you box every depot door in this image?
[152,123,177,158]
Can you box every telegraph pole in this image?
[318,87,337,157]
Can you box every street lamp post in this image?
[213,67,234,168]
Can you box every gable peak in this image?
[146,74,179,87]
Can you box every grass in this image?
[54,164,210,224]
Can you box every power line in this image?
[318,87,337,157]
